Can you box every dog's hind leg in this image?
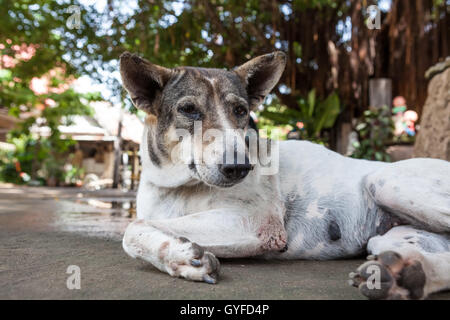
[349,226,450,299]
[123,209,286,283]
[363,158,450,233]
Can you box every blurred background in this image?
[1,0,449,191]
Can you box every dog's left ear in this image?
[235,51,287,109]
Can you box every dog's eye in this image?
[233,105,248,117]
[178,104,202,120]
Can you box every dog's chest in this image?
[138,185,248,220]
[137,171,282,220]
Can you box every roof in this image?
[90,101,143,144]
[30,101,144,145]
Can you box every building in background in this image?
[31,101,143,190]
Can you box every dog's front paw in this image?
[163,237,220,284]
[349,251,426,300]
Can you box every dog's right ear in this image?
[120,52,172,115]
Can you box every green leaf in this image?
[375,152,383,161]
[0,69,12,81]
[313,92,340,135]
[293,41,302,58]
[259,110,294,125]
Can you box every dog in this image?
[119,51,450,300]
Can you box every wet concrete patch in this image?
[55,198,136,240]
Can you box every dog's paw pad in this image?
[349,251,426,300]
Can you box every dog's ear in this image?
[120,52,172,115]
[235,51,286,109]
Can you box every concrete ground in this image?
[1,185,449,300]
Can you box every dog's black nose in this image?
[219,163,252,180]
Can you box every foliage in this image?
[351,105,394,162]
[2,133,61,184]
[60,0,351,106]
[255,114,293,141]
[63,164,85,186]
[53,0,449,125]
[0,85,98,184]
[0,0,101,184]
[392,132,416,145]
[258,90,341,144]
[0,149,21,184]
[1,131,88,185]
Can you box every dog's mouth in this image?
[188,162,251,188]
[207,180,241,188]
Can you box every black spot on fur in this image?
[328,220,341,241]
[376,213,393,235]
[376,211,405,235]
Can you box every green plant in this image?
[0,131,79,185]
[0,0,101,185]
[258,90,341,144]
[351,105,394,162]
[0,148,22,184]
[63,165,85,185]
[42,157,65,184]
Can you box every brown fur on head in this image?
[120,51,286,187]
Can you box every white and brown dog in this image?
[119,51,450,300]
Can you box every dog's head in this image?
[120,51,286,188]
